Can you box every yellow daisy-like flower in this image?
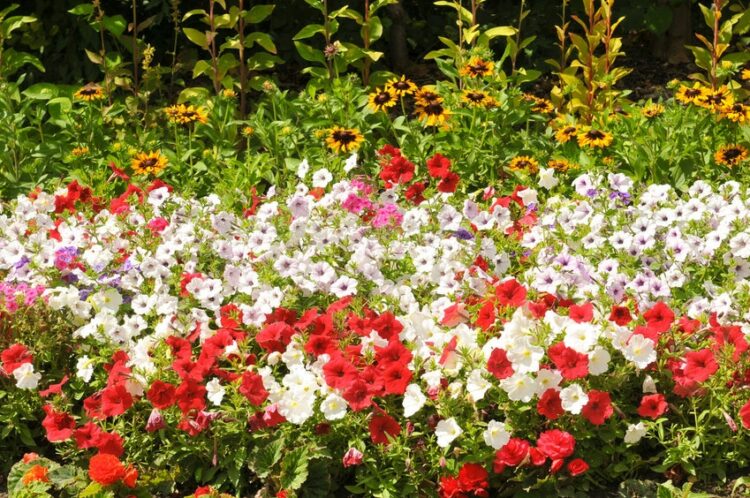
[642,103,665,118]
[415,101,450,127]
[715,144,749,168]
[675,83,709,105]
[459,57,494,78]
[461,89,496,108]
[325,127,364,154]
[507,155,539,174]
[548,159,575,172]
[742,68,750,80]
[74,84,105,102]
[555,125,579,144]
[222,88,237,98]
[385,75,417,97]
[414,87,443,107]
[720,102,750,124]
[242,126,255,137]
[696,85,733,111]
[368,87,398,113]
[164,104,208,125]
[131,151,168,176]
[71,146,89,157]
[524,95,554,114]
[577,128,613,149]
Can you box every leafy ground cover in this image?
[1,0,750,497]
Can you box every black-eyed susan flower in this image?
[720,102,750,124]
[548,159,575,172]
[164,104,208,125]
[325,127,364,154]
[508,156,539,174]
[415,101,450,127]
[414,87,442,107]
[74,84,105,102]
[715,144,749,168]
[696,85,733,111]
[675,83,709,105]
[577,128,613,149]
[131,151,168,175]
[386,76,417,97]
[555,125,579,144]
[524,95,554,114]
[459,57,494,78]
[461,89,496,108]
[642,103,665,118]
[368,87,398,113]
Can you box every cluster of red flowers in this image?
[439,463,489,498]
[493,430,588,476]
[376,146,460,204]
[1,343,33,374]
[52,180,101,214]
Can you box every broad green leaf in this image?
[294,41,325,64]
[102,15,126,36]
[183,27,208,48]
[250,436,285,478]
[246,31,277,53]
[294,24,325,41]
[245,4,274,23]
[68,3,93,16]
[22,83,57,100]
[483,26,516,38]
[280,447,309,491]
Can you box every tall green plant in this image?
[0,5,42,81]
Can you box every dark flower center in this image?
[374,93,392,105]
[333,130,356,144]
[723,148,742,161]
[586,130,606,140]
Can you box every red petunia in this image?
[495,279,527,307]
[427,153,451,179]
[487,348,514,380]
[739,400,750,429]
[404,181,427,205]
[609,305,632,326]
[39,375,69,398]
[568,302,593,323]
[437,172,460,193]
[637,393,668,419]
[537,388,564,420]
[175,380,207,414]
[581,390,613,425]
[74,422,103,450]
[343,378,373,411]
[95,431,125,457]
[101,383,134,418]
[41,405,75,442]
[239,371,269,406]
[256,322,295,353]
[475,300,496,331]
[381,363,412,396]
[643,302,674,334]
[323,356,359,390]
[536,429,576,461]
[683,349,718,383]
[147,380,177,409]
[1,343,32,375]
[369,413,401,445]
[457,463,489,496]
[547,342,588,380]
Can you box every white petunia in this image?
[483,420,511,450]
[403,384,427,417]
[538,168,559,190]
[435,418,462,448]
[624,422,647,444]
[13,363,41,390]
[321,393,348,420]
[206,378,225,406]
[559,384,588,414]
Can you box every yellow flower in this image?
[368,87,398,113]
[459,57,494,78]
[222,88,237,98]
[530,97,554,114]
[242,126,255,137]
[74,84,105,102]
[695,85,733,111]
[414,87,442,107]
[675,83,709,105]
[71,146,89,157]
[508,156,539,174]
[385,75,417,97]
[131,151,168,175]
[742,68,750,80]
[715,144,749,168]
[164,104,208,125]
[719,103,750,124]
[325,127,364,154]
[415,101,450,127]
[461,89,494,107]
[555,125,579,144]
[642,103,665,118]
[577,128,613,149]
[548,159,575,172]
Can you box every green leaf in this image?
[246,31,276,53]
[301,459,331,498]
[47,97,72,119]
[183,27,208,48]
[68,3,93,16]
[102,15,126,36]
[483,26,517,38]
[182,9,207,22]
[644,5,673,35]
[294,24,325,41]
[363,16,383,43]
[280,447,309,491]
[245,5,274,23]
[22,83,57,100]
[80,482,104,497]
[250,436,285,478]
[294,41,325,64]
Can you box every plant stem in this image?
[238,0,247,119]
[209,0,220,94]
[710,0,723,90]
[132,0,139,97]
[363,0,371,86]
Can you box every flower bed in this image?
[2,150,750,497]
